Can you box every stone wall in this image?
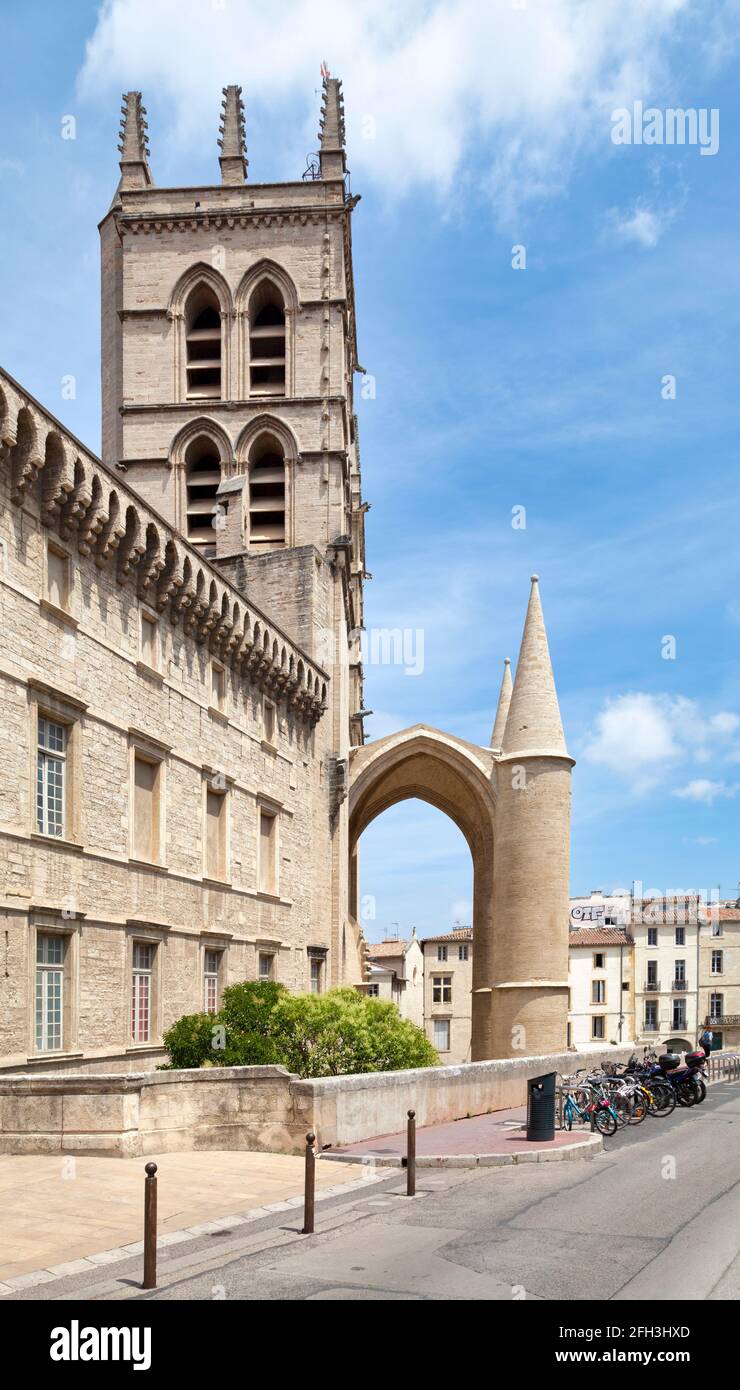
[0,1048,635,1156]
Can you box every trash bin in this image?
[526,1071,556,1142]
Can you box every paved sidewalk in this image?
[331,1104,597,1163]
[0,1150,366,1285]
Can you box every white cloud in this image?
[78,0,695,220]
[608,203,672,249]
[582,692,740,794]
[673,779,740,805]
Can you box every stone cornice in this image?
[0,365,329,725]
[117,204,349,236]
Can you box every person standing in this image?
[699,1025,714,1058]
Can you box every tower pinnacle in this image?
[318,73,346,179]
[501,576,568,758]
[218,85,248,185]
[490,658,513,750]
[117,92,153,191]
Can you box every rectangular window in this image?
[367,982,380,998]
[647,927,658,946]
[646,959,658,988]
[36,716,66,837]
[675,926,685,946]
[672,998,687,1030]
[258,952,274,982]
[437,945,448,962]
[310,956,323,995]
[711,919,724,937]
[710,992,723,1018]
[644,1000,658,1030]
[433,1019,450,1051]
[263,699,276,745]
[47,543,70,611]
[674,958,685,982]
[458,944,469,961]
[432,975,452,1004]
[711,950,723,974]
[35,933,65,1051]
[205,788,227,880]
[593,952,605,970]
[203,949,220,1014]
[591,1015,605,1040]
[140,611,159,670]
[133,754,161,862]
[258,808,277,895]
[131,942,154,1043]
[211,661,226,712]
[592,979,606,1004]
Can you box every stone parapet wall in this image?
[0,1048,635,1157]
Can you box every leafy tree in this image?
[162,982,438,1077]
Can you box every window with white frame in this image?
[258,952,275,982]
[592,979,606,1004]
[131,942,155,1043]
[37,716,66,837]
[432,975,452,1005]
[458,944,469,961]
[433,1019,450,1051]
[710,991,723,1018]
[203,949,220,1014]
[366,982,380,997]
[35,933,65,1051]
[644,999,658,1031]
[591,1015,605,1040]
[711,950,723,974]
[436,945,447,962]
[647,927,658,946]
[675,926,685,946]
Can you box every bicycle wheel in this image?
[627,1094,648,1124]
[648,1083,676,1116]
[593,1106,617,1137]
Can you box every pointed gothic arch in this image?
[235,259,298,398]
[235,418,298,552]
[169,418,233,552]
[168,262,234,403]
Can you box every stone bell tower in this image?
[99,77,368,982]
[99,76,366,722]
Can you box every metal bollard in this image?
[406,1109,416,1197]
[302,1132,316,1234]
[142,1162,158,1290]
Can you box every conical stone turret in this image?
[490,658,513,751]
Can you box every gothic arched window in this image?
[248,433,285,550]
[249,282,286,396]
[185,437,222,550]
[185,287,222,400]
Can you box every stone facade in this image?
[567,927,634,1049]
[0,77,368,1072]
[422,928,473,1064]
[360,935,424,1026]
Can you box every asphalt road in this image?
[124,1078,739,1302]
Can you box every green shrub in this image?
[161,982,438,1078]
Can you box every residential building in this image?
[567,926,634,1048]
[421,928,473,1064]
[632,895,704,1050]
[359,935,424,1026]
[699,906,740,1052]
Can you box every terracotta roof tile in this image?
[421,928,473,945]
[366,940,411,958]
[568,927,633,946]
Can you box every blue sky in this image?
[2,0,740,940]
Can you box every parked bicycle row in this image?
[557,1048,711,1137]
